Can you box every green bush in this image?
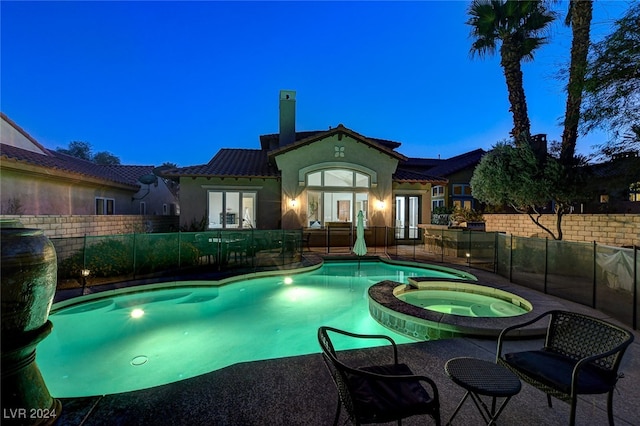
[133,235,199,274]
[57,234,200,279]
[58,238,133,278]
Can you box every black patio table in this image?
[445,357,521,426]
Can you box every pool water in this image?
[397,290,529,317]
[38,261,467,397]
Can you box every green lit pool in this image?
[38,260,471,397]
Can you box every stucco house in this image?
[0,113,179,216]
[585,151,640,213]
[400,149,486,212]
[164,90,490,240]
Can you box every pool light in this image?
[283,277,293,285]
[131,308,145,319]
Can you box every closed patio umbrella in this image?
[353,210,367,268]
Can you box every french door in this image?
[395,196,420,240]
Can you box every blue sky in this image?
[1,1,630,166]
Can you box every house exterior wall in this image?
[178,176,281,230]
[447,168,476,210]
[274,134,400,228]
[484,213,639,247]
[131,179,179,216]
[0,166,136,215]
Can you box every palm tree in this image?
[560,0,593,166]
[467,0,556,146]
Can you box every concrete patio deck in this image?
[50,256,639,426]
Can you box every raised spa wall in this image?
[368,277,548,341]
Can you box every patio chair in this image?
[496,310,634,426]
[194,233,217,264]
[318,326,441,425]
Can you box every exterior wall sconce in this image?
[289,199,297,208]
[375,200,385,210]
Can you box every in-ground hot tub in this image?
[369,277,539,341]
[396,281,531,318]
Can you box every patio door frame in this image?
[394,195,421,240]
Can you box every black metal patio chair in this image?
[318,326,441,425]
[496,310,634,426]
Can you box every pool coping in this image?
[368,277,570,340]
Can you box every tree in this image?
[56,141,92,160]
[470,141,583,240]
[467,0,556,145]
[93,151,121,165]
[582,2,640,156]
[560,0,593,165]
[56,141,121,164]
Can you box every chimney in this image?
[531,133,548,163]
[278,90,296,148]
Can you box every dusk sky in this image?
[1,1,630,167]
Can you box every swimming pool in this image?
[38,260,471,397]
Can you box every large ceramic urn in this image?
[1,221,61,425]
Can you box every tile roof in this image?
[1,143,141,188]
[588,155,640,180]
[102,165,157,183]
[259,129,402,151]
[267,124,407,161]
[0,112,49,154]
[414,148,486,177]
[393,167,448,184]
[259,131,324,150]
[164,125,407,180]
[402,157,442,168]
[162,149,280,179]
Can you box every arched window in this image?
[305,168,370,227]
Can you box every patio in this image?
[50,263,639,426]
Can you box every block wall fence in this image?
[483,214,639,247]
[0,215,179,238]
[0,213,637,247]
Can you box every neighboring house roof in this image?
[401,157,442,168]
[412,148,486,178]
[1,143,141,189]
[587,154,640,189]
[267,124,407,161]
[393,167,447,184]
[1,113,168,189]
[162,149,280,179]
[0,112,49,154]
[103,165,156,183]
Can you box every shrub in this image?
[57,235,200,279]
[58,238,133,279]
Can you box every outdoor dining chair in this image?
[496,310,634,426]
[318,326,441,425]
